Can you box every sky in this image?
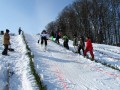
[0,0,73,34]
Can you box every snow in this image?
[0,34,120,90]
[25,34,120,90]
[0,65,7,90]
[0,35,38,90]
[60,39,120,69]
[93,44,120,68]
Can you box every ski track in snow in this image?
[25,34,120,90]
[60,40,120,70]
[94,48,120,60]
[94,44,120,54]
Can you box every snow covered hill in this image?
[25,34,120,90]
[0,35,38,90]
[59,39,120,70]
[0,34,120,90]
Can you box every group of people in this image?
[40,30,61,48]
[1,28,22,56]
[73,35,94,60]
[1,28,94,60]
[39,30,94,60]
[50,30,94,60]
[62,34,94,60]
[50,30,61,44]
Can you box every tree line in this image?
[45,0,120,46]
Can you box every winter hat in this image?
[6,29,10,33]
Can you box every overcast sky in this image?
[0,0,73,34]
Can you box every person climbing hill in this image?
[73,34,78,52]
[40,30,49,50]
[84,36,94,60]
[63,35,69,49]
[78,36,85,55]
[55,30,61,44]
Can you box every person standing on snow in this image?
[1,31,4,35]
[40,30,48,49]
[55,30,61,44]
[78,36,85,55]
[73,34,78,52]
[50,30,55,41]
[63,35,69,49]
[2,29,10,55]
[18,27,22,35]
[84,36,94,60]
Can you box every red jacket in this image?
[86,39,93,50]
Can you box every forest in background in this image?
[46,0,120,46]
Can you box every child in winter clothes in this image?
[55,30,61,44]
[63,35,69,49]
[78,36,85,55]
[40,30,48,49]
[84,36,94,60]
[73,35,78,52]
[2,29,10,55]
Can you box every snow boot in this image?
[91,57,94,61]
[2,50,8,56]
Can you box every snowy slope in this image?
[0,35,38,90]
[93,44,120,68]
[0,34,120,90]
[25,34,120,90]
[59,39,120,70]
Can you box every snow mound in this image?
[0,65,8,90]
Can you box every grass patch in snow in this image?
[22,32,47,90]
